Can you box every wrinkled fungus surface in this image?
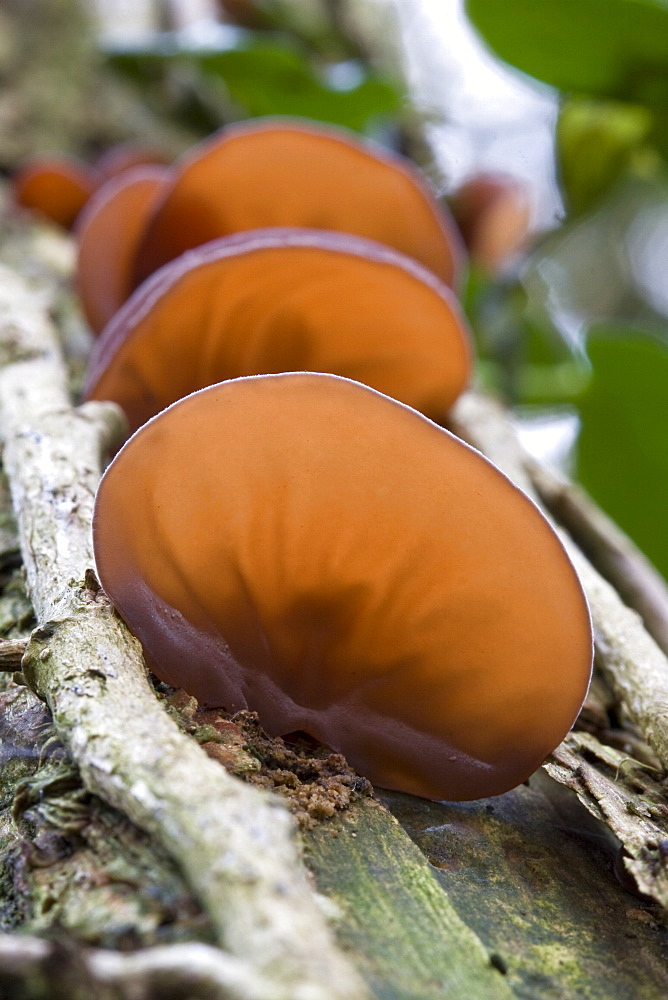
[93,373,592,801]
[131,118,463,291]
[85,229,471,433]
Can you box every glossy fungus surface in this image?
[85,228,472,434]
[131,118,463,291]
[13,157,97,229]
[93,373,592,801]
[76,165,172,335]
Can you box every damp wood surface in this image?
[1,4,668,998]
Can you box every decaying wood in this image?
[0,263,369,1000]
[306,798,514,1000]
[545,732,668,906]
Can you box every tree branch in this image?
[526,458,668,656]
[0,262,368,1000]
[449,391,668,774]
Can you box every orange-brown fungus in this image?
[13,157,97,229]
[451,173,531,272]
[93,373,592,801]
[76,165,172,335]
[84,229,472,433]
[131,118,464,291]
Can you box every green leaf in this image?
[575,330,668,576]
[557,97,656,215]
[465,0,668,105]
[198,44,401,132]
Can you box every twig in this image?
[0,934,284,1000]
[527,458,668,656]
[449,391,668,774]
[0,262,368,1000]
[0,637,28,671]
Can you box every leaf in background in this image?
[557,97,656,216]
[575,330,668,577]
[522,175,668,355]
[463,267,589,404]
[197,44,401,132]
[465,0,668,107]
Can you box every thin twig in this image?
[527,458,668,656]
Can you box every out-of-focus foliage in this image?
[107,32,402,137]
[557,98,657,217]
[195,44,400,131]
[465,0,668,106]
[576,332,668,576]
[465,0,668,577]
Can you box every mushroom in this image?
[450,173,532,273]
[12,156,97,229]
[92,372,592,801]
[131,118,464,292]
[84,228,472,434]
[76,165,172,335]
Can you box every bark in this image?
[527,458,668,656]
[0,262,368,1000]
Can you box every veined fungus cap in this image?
[93,373,593,801]
[131,118,464,291]
[85,228,472,434]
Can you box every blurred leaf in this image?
[197,44,401,131]
[465,0,668,106]
[575,330,668,576]
[109,40,401,135]
[522,175,668,355]
[464,266,587,404]
[557,97,656,215]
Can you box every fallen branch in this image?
[527,458,668,656]
[0,262,368,1000]
[449,391,668,774]
[0,934,284,1000]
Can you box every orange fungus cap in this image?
[85,228,472,433]
[76,165,172,335]
[92,373,593,801]
[131,118,464,291]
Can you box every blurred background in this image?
[2,0,667,577]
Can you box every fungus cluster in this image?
[12,143,168,231]
[17,117,593,801]
[84,228,471,433]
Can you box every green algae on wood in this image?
[305,797,514,1000]
[381,783,668,1000]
